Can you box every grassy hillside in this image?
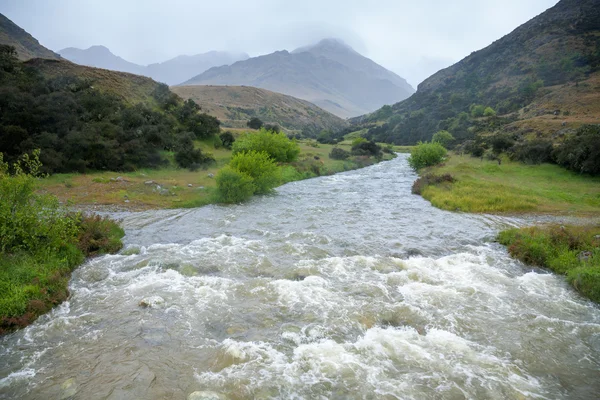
[0,13,60,60]
[353,0,600,145]
[172,85,349,135]
[27,58,165,106]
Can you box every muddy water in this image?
[1,154,599,399]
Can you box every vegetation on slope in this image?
[0,152,124,334]
[0,45,219,174]
[172,85,348,137]
[498,225,600,303]
[350,0,600,145]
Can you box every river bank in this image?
[39,140,398,211]
[2,154,599,399]
[410,151,600,303]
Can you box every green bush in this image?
[219,131,235,149]
[351,140,382,157]
[329,147,350,160]
[431,130,455,148]
[0,151,78,254]
[232,129,300,162]
[483,107,497,117]
[215,166,255,203]
[0,151,123,332]
[553,124,600,175]
[509,139,553,164]
[407,142,447,170]
[229,151,281,194]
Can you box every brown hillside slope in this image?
[0,13,60,60]
[172,85,349,135]
[26,59,166,106]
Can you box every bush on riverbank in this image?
[0,152,124,334]
[498,225,600,302]
[232,129,300,163]
[408,142,447,170]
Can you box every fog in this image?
[0,0,558,86]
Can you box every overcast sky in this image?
[1,0,558,87]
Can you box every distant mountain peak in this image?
[293,38,356,54]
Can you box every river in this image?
[1,154,599,399]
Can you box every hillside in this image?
[172,85,348,135]
[0,13,60,60]
[354,0,600,145]
[26,58,166,106]
[183,39,414,118]
[59,46,248,85]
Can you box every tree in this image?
[484,107,497,117]
[264,123,281,133]
[219,131,235,149]
[470,104,486,118]
[432,130,455,148]
[247,117,263,130]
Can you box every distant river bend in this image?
[1,154,599,399]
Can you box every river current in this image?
[1,154,599,399]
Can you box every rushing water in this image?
[1,154,599,400]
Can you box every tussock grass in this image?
[418,154,600,215]
[498,225,600,302]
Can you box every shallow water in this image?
[1,154,599,399]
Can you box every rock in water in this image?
[138,295,165,308]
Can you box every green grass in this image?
[39,138,394,210]
[418,154,600,215]
[498,225,600,302]
[0,215,124,334]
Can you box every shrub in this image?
[76,215,124,256]
[553,124,600,175]
[432,130,455,148]
[264,124,281,133]
[174,133,215,170]
[407,142,447,170]
[509,139,553,164]
[411,173,455,195]
[229,151,281,194]
[215,166,255,203]
[232,129,300,162]
[329,147,350,160]
[351,140,382,157]
[219,131,235,149]
[471,104,486,118]
[490,134,515,154]
[0,151,78,254]
[483,107,497,117]
[247,117,263,130]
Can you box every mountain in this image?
[59,45,144,75]
[59,46,248,85]
[183,39,415,118]
[172,85,348,134]
[145,52,249,86]
[354,0,600,145]
[0,13,60,60]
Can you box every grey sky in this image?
[1,0,558,87]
